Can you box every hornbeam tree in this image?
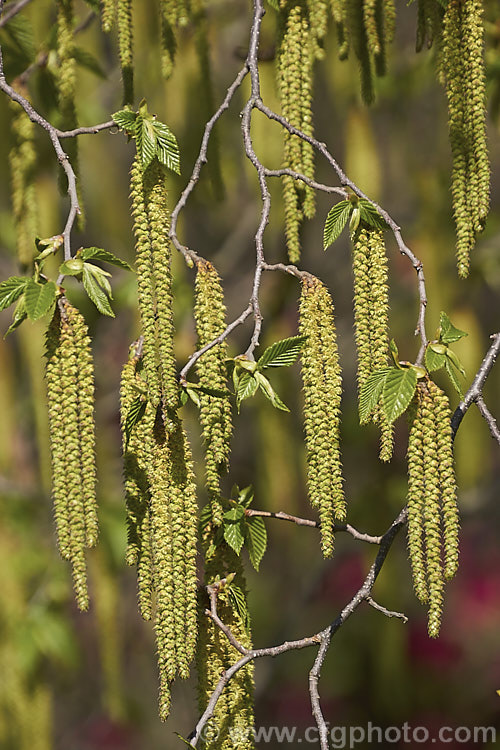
[0,0,499,748]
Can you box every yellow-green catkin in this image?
[440,0,489,277]
[299,276,345,557]
[9,101,37,269]
[129,156,178,410]
[45,301,97,611]
[194,260,233,525]
[351,223,393,460]
[197,550,254,750]
[416,0,442,52]
[56,0,83,223]
[406,381,459,638]
[159,0,189,79]
[117,0,134,104]
[101,0,115,33]
[277,1,316,262]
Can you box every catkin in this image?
[101,0,115,32]
[9,101,37,269]
[194,260,233,525]
[299,276,345,557]
[351,224,393,460]
[117,0,134,104]
[277,1,316,262]
[406,381,459,638]
[45,301,97,611]
[440,0,489,277]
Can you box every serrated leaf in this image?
[4,295,27,336]
[153,120,180,174]
[199,502,212,533]
[358,200,388,230]
[227,583,249,629]
[0,276,27,311]
[186,387,201,407]
[257,335,306,369]
[24,280,57,321]
[224,506,245,522]
[350,207,361,233]
[82,265,114,317]
[236,371,258,411]
[425,346,446,373]
[238,486,254,508]
[446,347,466,377]
[136,115,157,169]
[79,246,133,271]
[266,0,280,9]
[223,521,245,555]
[439,312,467,344]
[389,339,399,366]
[254,372,289,412]
[59,259,84,276]
[358,368,392,423]
[323,201,351,250]
[382,367,418,424]
[112,108,137,133]
[445,360,463,395]
[195,384,232,398]
[85,263,113,298]
[245,516,267,571]
[174,733,196,749]
[72,46,106,78]
[180,389,189,406]
[124,397,146,447]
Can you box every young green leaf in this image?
[350,206,361,233]
[112,108,137,134]
[245,516,267,571]
[4,295,27,337]
[152,120,180,174]
[358,368,393,423]
[389,339,400,367]
[254,372,289,412]
[382,367,418,424]
[445,360,463,395]
[358,200,388,230]
[174,733,196,749]
[227,583,250,630]
[238,486,254,508]
[79,247,133,271]
[236,371,258,411]
[446,347,466,376]
[59,258,85,276]
[323,200,351,250]
[0,277,28,311]
[425,345,447,373]
[24,280,57,321]
[185,387,201,408]
[257,335,306,369]
[135,115,157,169]
[124,397,147,448]
[224,506,245,522]
[439,312,467,344]
[223,520,245,555]
[82,265,115,317]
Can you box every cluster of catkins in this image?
[45,299,98,611]
[407,380,459,637]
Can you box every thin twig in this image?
[0,0,34,28]
[451,332,500,436]
[244,508,382,543]
[475,394,500,445]
[366,596,408,622]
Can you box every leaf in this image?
[112,108,137,133]
[85,263,113,298]
[153,120,181,174]
[82,265,114,317]
[223,521,245,555]
[382,367,418,424]
[266,0,280,9]
[124,397,147,447]
[245,517,267,571]
[185,387,201,407]
[72,46,106,78]
[350,207,361,233]
[0,276,27,311]
[425,346,446,373]
[446,347,466,377]
[196,385,232,398]
[174,733,196,749]
[24,280,57,321]
[199,503,212,534]
[389,339,399,366]
[224,506,245,522]
[254,372,289,412]
[236,371,258,411]
[439,312,467,345]
[59,259,84,276]
[358,199,388,230]
[238,486,254,508]
[323,200,351,249]
[79,246,133,271]
[227,583,249,629]
[135,115,157,169]
[257,335,306,369]
[2,14,36,66]
[5,295,27,336]
[445,360,463,396]
[358,368,392,423]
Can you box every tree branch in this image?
[0,0,34,28]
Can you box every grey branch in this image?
[244,508,382,543]
[0,0,34,28]
[366,596,409,622]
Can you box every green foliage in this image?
[324,198,387,249]
[221,487,268,572]
[113,101,180,173]
[0,276,28,311]
[24,279,56,320]
[359,361,424,425]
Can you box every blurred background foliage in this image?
[0,0,499,747]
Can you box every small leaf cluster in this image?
[424,311,467,394]
[113,100,180,173]
[323,195,387,250]
[228,335,306,413]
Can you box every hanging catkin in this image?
[299,276,345,557]
[117,0,134,104]
[440,0,489,277]
[159,0,189,80]
[197,549,254,750]
[415,0,442,52]
[9,101,37,269]
[351,223,393,460]
[45,300,97,611]
[100,0,115,33]
[194,260,232,525]
[277,1,316,262]
[406,380,459,638]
